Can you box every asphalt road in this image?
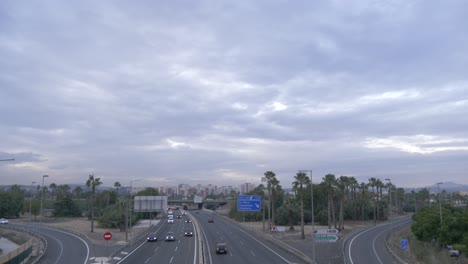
[117,213,197,264]
[117,210,307,264]
[192,210,306,264]
[10,223,89,264]
[344,217,412,264]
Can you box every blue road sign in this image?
[400,239,409,251]
[237,195,261,212]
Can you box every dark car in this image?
[184,230,193,236]
[216,243,227,254]
[176,215,182,219]
[208,218,214,223]
[147,232,157,242]
[165,232,175,241]
[185,218,192,223]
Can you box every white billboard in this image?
[134,196,168,212]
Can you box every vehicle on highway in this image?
[168,218,174,224]
[184,230,193,236]
[449,249,460,257]
[185,218,192,223]
[165,232,175,241]
[147,232,158,242]
[0,218,8,224]
[176,215,182,219]
[208,218,214,223]
[215,243,227,254]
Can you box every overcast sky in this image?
[1,1,468,189]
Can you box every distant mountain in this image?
[411,182,468,193]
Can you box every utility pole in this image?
[437,182,443,225]
[299,169,315,264]
[30,181,36,221]
[40,175,49,221]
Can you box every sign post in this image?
[314,234,339,242]
[103,231,112,241]
[237,195,261,212]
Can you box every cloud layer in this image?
[1,1,468,188]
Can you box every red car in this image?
[208,218,214,223]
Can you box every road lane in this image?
[193,210,306,264]
[345,217,412,264]
[117,211,196,264]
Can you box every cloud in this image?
[1,0,468,188]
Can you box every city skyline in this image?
[2,1,468,188]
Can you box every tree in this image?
[292,172,310,239]
[49,183,58,200]
[323,174,337,229]
[368,178,378,224]
[73,186,83,199]
[136,187,159,196]
[86,174,102,233]
[264,171,276,229]
[336,176,350,230]
[114,181,121,195]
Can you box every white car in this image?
[168,218,174,224]
[0,218,8,224]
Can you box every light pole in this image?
[385,178,391,220]
[0,158,15,161]
[30,181,36,221]
[261,177,267,233]
[40,175,49,221]
[299,169,315,264]
[128,179,141,240]
[437,182,443,225]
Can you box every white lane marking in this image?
[230,224,291,263]
[170,256,174,263]
[175,246,178,252]
[144,257,150,263]
[42,226,90,264]
[198,222,213,264]
[372,229,386,264]
[113,257,122,260]
[121,251,129,255]
[48,234,64,264]
[348,224,383,264]
[250,250,256,256]
[154,246,159,253]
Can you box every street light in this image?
[299,169,315,264]
[385,179,392,220]
[30,181,36,221]
[40,175,49,221]
[261,177,267,233]
[437,182,443,225]
[128,179,141,241]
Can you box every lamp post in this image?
[299,169,315,264]
[40,175,49,221]
[30,181,36,221]
[261,177,267,233]
[437,182,443,225]
[128,179,141,240]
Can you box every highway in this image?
[117,213,197,264]
[118,209,306,264]
[9,223,89,264]
[344,217,412,264]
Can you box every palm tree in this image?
[49,183,57,200]
[114,181,121,195]
[264,171,276,230]
[292,172,310,239]
[376,179,384,221]
[283,197,297,231]
[270,177,281,227]
[348,177,359,221]
[368,178,378,224]
[86,174,102,233]
[323,174,337,229]
[73,186,83,199]
[336,176,350,230]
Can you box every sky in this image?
[1,1,468,189]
